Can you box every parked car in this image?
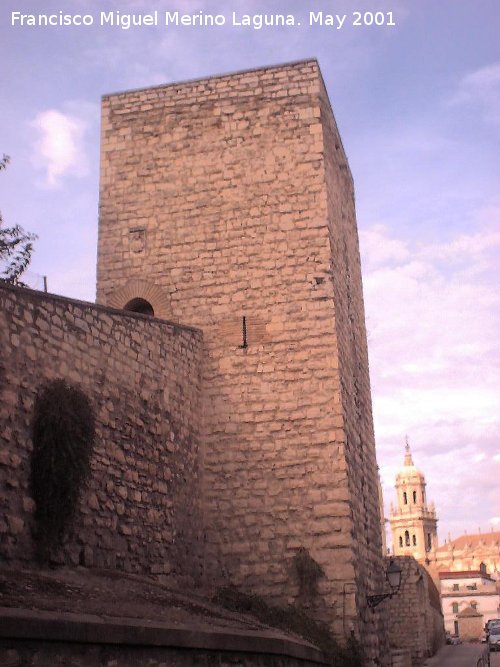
[486,619,500,632]
[485,619,500,640]
[489,625,500,652]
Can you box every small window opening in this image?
[426,532,432,551]
[413,490,417,503]
[405,530,410,547]
[124,298,154,316]
[452,602,459,613]
[412,534,417,546]
[403,491,408,505]
[399,536,403,548]
[239,315,248,348]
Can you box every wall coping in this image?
[102,58,319,99]
[0,607,328,664]
[0,281,201,335]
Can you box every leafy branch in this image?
[0,154,38,286]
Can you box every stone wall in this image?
[0,283,204,583]
[0,643,325,667]
[457,607,483,641]
[97,59,389,663]
[385,557,445,666]
[0,606,328,667]
[318,69,390,659]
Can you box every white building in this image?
[439,566,500,637]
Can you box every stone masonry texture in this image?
[385,556,445,665]
[0,642,326,667]
[97,59,390,663]
[0,283,204,583]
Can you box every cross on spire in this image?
[404,436,414,466]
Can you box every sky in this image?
[1,0,499,545]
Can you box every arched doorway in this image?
[123,297,154,316]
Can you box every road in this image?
[424,643,492,666]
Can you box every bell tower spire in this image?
[404,436,413,466]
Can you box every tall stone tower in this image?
[97,60,389,663]
[389,441,438,561]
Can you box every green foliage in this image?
[293,546,325,600]
[30,379,95,563]
[214,587,364,667]
[0,154,37,286]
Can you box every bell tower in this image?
[389,440,438,561]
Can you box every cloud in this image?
[360,224,410,268]
[29,109,89,188]
[447,62,500,127]
[362,219,499,384]
[363,218,500,539]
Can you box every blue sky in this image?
[1,0,499,545]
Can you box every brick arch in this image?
[107,279,171,319]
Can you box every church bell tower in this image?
[389,441,438,561]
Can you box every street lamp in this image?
[367,559,403,609]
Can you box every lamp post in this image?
[367,559,403,609]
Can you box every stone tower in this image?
[97,60,389,663]
[389,441,438,561]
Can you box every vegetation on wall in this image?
[0,154,37,286]
[293,546,325,603]
[30,379,95,563]
[214,586,363,667]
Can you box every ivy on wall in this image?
[30,379,95,563]
[293,546,325,603]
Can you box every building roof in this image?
[457,605,482,618]
[395,441,425,481]
[439,570,495,581]
[436,531,500,553]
